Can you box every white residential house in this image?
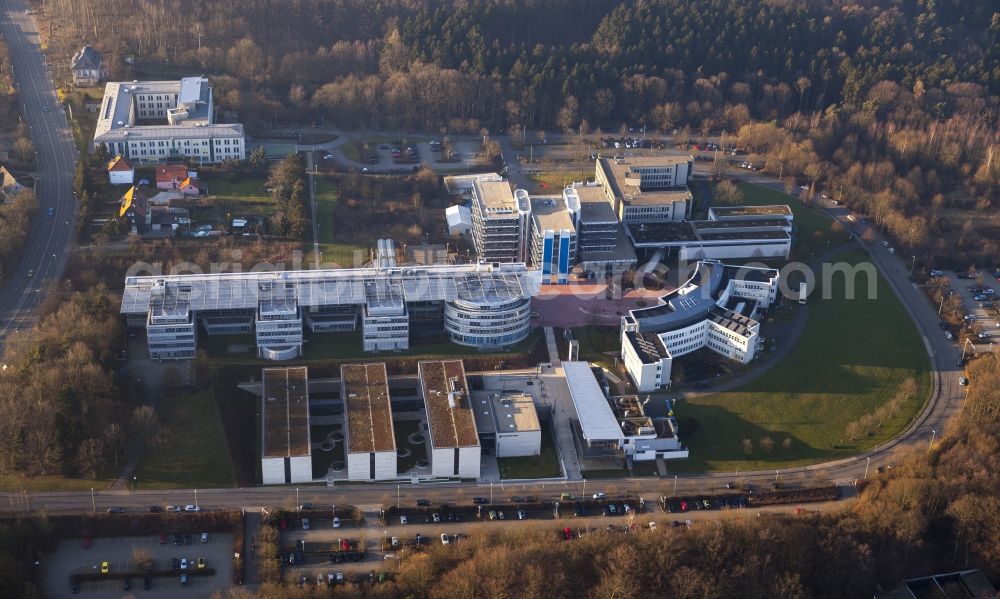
[106,155,134,185]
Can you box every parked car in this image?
[107,507,126,513]
[299,502,315,510]
[432,513,440,523]
[517,510,527,520]
[416,499,430,506]
[184,505,200,512]
[440,534,450,545]
[82,536,92,549]
[180,573,188,586]
[592,492,607,499]
[149,505,163,513]
[201,532,209,543]
[332,517,341,528]
[399,515,408,525]
[197,557,206,570]
[302,518,310,530]
[180,559,188,570]
[473,497,489,504]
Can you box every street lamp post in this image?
[910,255,916,276]
[296,488,300,510]
[396,485,400,510]
[864,457,871,480]
[194,489,198,508]
[938,290,953,315]
[929,429,937,450]
[490,482,494,503]
[672,475,678,496]
[91,488,95,513]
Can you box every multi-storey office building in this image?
[93,77,245,164]
[595,156,694,223]
[471,180,532,262]
[120,263,538,360]
[620,260,779,391]
[529,196,577,285]
[563,183,637,275]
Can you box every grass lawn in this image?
[342,136,394,162]
[571,326,621,370]
[672,250,931,472]
[498,421,562,479]
[0,475,111,492]
[312,176,369,267]
[728,182,844,259]
[528,170,592,193]
[136,389,237,489]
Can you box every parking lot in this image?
[43,533,233,599]
[944,271,999,350]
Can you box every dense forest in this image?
[36,0,1000,263]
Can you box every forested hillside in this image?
[36,0,1000,262]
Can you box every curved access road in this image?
[0,3,77,342]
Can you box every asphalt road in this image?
[0,3,77,342]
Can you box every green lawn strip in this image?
[136,389,237,489]
[343,136,395,162]
[731,182,842,259]
[0,475,109,492]
[527,170,592,193]
[202,329,544,366]
[498,421,562,479]
[313,177,338,244]
[571,326,621,370]
[672,251,931,472]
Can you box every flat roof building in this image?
[93,77,244,165]
[621,260,780,391]
[120,262,538,360]
[260,367,312,484]
[341,363,397,481]
[473,391,541,458]
[419,360,480,479]
[595,156,694,223]
[471,180,531,263]
[625,217,792,261]
[530,195,577,285]
[562,361,685,461]
[708,204,793,221]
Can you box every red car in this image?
[159,533,167,544]
[340,539,350,552]
[82,536,91,549]
[562,527,573,540]
[679,500,688,512]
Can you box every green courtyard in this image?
[674,250,931,472]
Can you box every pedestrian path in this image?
[543,326,561,366]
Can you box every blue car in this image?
[47,207,54,216]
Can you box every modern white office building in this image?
[419,360,481,479]
[471,180,532,263]
[260,367,313,485]
[342,363,397,481]
[621,260,780,391]
[120,262,538,360]
[626,218,793,261]
[529,195,577,285]
[443,274,532,347]
[93,77,245,164]
[563,361,686,461]
[144,280,197,360]
[595,156,694,223]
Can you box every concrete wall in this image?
[430,446,454,478]
[374,451,397,480]
[289,455,312,483]
[346,452,370,481]
[261,457,286,485]
[458,445,481,479]
[496,430,541,458]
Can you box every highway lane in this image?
[0,3,77,342]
